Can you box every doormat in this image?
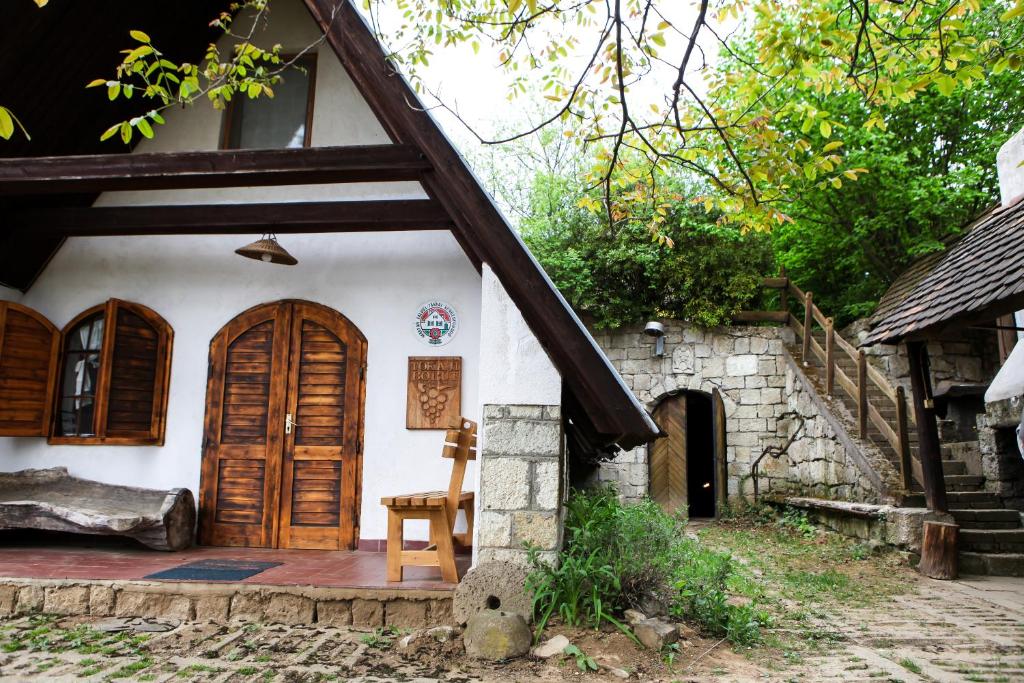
[144,559,283,582]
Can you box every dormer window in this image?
[221,54,316,150]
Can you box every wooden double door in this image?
[649,389,727,518]
[198,300,366,550]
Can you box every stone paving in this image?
[795,575,1024,683]
[0,574,1022,682]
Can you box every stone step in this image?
[942,459,967,475]
[958,551,1024,577]
[941,441,981,459]
[946,491,1003,509]
[960,529,1024,553]
[944,474,985,492]
[950,509,1022,529]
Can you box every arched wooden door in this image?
[198,300,366,550]
[650,396,687,513]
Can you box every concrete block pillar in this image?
[475,265,564,566]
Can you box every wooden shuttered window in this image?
[0,302,60,436]
[51,299,173,445]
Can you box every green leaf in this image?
[86,79,106,88]
[120,121,132,144]
[129,29,151,43]
[819,120,832,138]
[0,107,13,140]
[935,74,956,96]
[136,118,154,139]
[1001,2,1024,21]
[100,123,120,142]
[108,83,121,101]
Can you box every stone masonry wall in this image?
[476,404,563,565]
[589,322,894,508]
[978,397,1024,511]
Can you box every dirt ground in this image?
[1,521,1022,682]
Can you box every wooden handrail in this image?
[736,275,918,491]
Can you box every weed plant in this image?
[526,486,764,646]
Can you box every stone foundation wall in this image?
[589,322,895,507]
[476,404,563,565]
[979,397,1024,511]
[0,580,453,628]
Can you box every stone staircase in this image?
[791,338,1024,576]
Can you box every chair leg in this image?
[462,499,475,547]
[431,509,459,583]
[387,509,403,582]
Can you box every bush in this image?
[526,486,763,646]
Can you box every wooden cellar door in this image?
[649,395,687,513]
[199,301,366,550]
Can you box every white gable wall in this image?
[0,0,480,543]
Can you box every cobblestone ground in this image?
[792,575,1024,683]
[0,574,1021,682]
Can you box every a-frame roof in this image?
[0,0,659,450]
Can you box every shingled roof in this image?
[865,198,1024,345]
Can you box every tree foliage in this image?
[373,0,1024,234]
[522,172,774,328]
[770,54,1024,325]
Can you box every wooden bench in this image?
[380,417,476,583]
[0,467,195,551]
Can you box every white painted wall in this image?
[997,125,1024,207]
[478,265,561,406]
[0,0,481,542]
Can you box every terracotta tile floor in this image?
[0,533,468,591]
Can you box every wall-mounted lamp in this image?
[644,320,666,357]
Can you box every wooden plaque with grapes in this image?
[406,356,462,429]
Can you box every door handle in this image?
[285,413,293,435]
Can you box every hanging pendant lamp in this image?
[235,233,298,266]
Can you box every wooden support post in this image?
[802,291,813,363]
[918,521,959,580]
[857,349,868,438]
[779,267,788,314]
[896,386,913,491]
[825,318,835,395]
[906,341,948,512]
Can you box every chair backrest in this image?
[442,417,477,529]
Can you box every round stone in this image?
[453,561,532,625]
[463,609,531,661]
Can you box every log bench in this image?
[0,467,195,551]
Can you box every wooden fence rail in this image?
[734,275,916,491]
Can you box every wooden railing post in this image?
[857,349,868,438]
[895,386,913,491]
[779,267,788,314]
[802,291,813,363]
[825,318,835,395]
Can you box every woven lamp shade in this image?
[235,235,298,266]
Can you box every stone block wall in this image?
[476,404,563,565]
[978,397,1024,511]
[589,321,895,507]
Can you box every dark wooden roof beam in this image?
[3,199,452,237]
[0,145,431,195]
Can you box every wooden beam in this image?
[3,200,452,237]
[906,340,948,512]
[0,145,431,194]
[731,310,789,323]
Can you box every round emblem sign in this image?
[414,301,459,346]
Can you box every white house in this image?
[0,0,657,569]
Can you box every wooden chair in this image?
[380,417,476,583]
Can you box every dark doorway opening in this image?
[685,393,716,518]
[649,391,721,518]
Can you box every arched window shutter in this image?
[0,302,60,436]
[50,299,173,445]
[102,299,172,442]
